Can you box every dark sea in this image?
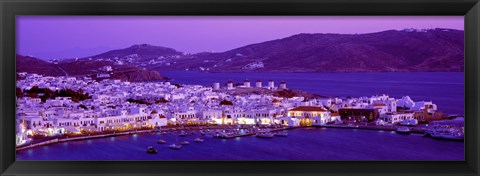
[16,128,464,160]
[16,72,465,160]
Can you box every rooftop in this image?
[289,106,326,112]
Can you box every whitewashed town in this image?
[15,72,464,148]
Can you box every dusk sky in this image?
[17,16,463,60]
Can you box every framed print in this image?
[1,0,479,175]
[13,15,466,161]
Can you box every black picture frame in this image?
[1,0,479,175]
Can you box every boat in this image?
[347,123,359,128]
[157,139,166,144]
[180,140,190,145]
[256,132,274,138]
[169,144,182,149]
[431,131,464,140]
[146,146,157,154]
[214,131,231,139]
[199,130,206,135]
[194,138,204,143]
[430,127,464,140]
[396,127,411,134]
[427,119,464,140]
[399,119,419,126]
[179,131,186,137]
[274,131,288,137]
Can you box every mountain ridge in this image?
[18,28,465,74]
[16,54,166,82]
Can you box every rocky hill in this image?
[77,44,184,68]
[162,28,463,72]
[16,55,65,76]
[16,54,166,82]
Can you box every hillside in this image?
[20,28,465,76]
[16,55,65,76]
[162,28,464,72]
[80,44,184,68]
[16,54,166,82]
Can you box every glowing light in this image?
[213,119,223,124]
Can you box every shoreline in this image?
[16,124,430,151]
[322,124,426,134]
[16,125,291,151]
[16,129,154,152]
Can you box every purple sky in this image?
[17,16,463,60]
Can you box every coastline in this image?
[16,129,153,152]
[322,124,426,134]
[16,125,293,151]
[16,124,431,151]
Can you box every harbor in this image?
[16,127,464,160]
[16,117,464,153]
[14,71,464,160]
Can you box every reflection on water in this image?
[17,128,464,160]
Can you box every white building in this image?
[255,80,262,88]
[268,80,275,89]
[279,81,287,89]
[202,110,223,124]
[278,117,300,127]
[147,110,168,127]
[244,80,251,88]
[378,112,415,124]
[213,82,220,90]
[226,81,234,90]
[99,66,113,72]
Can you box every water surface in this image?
[17,128,464,160]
